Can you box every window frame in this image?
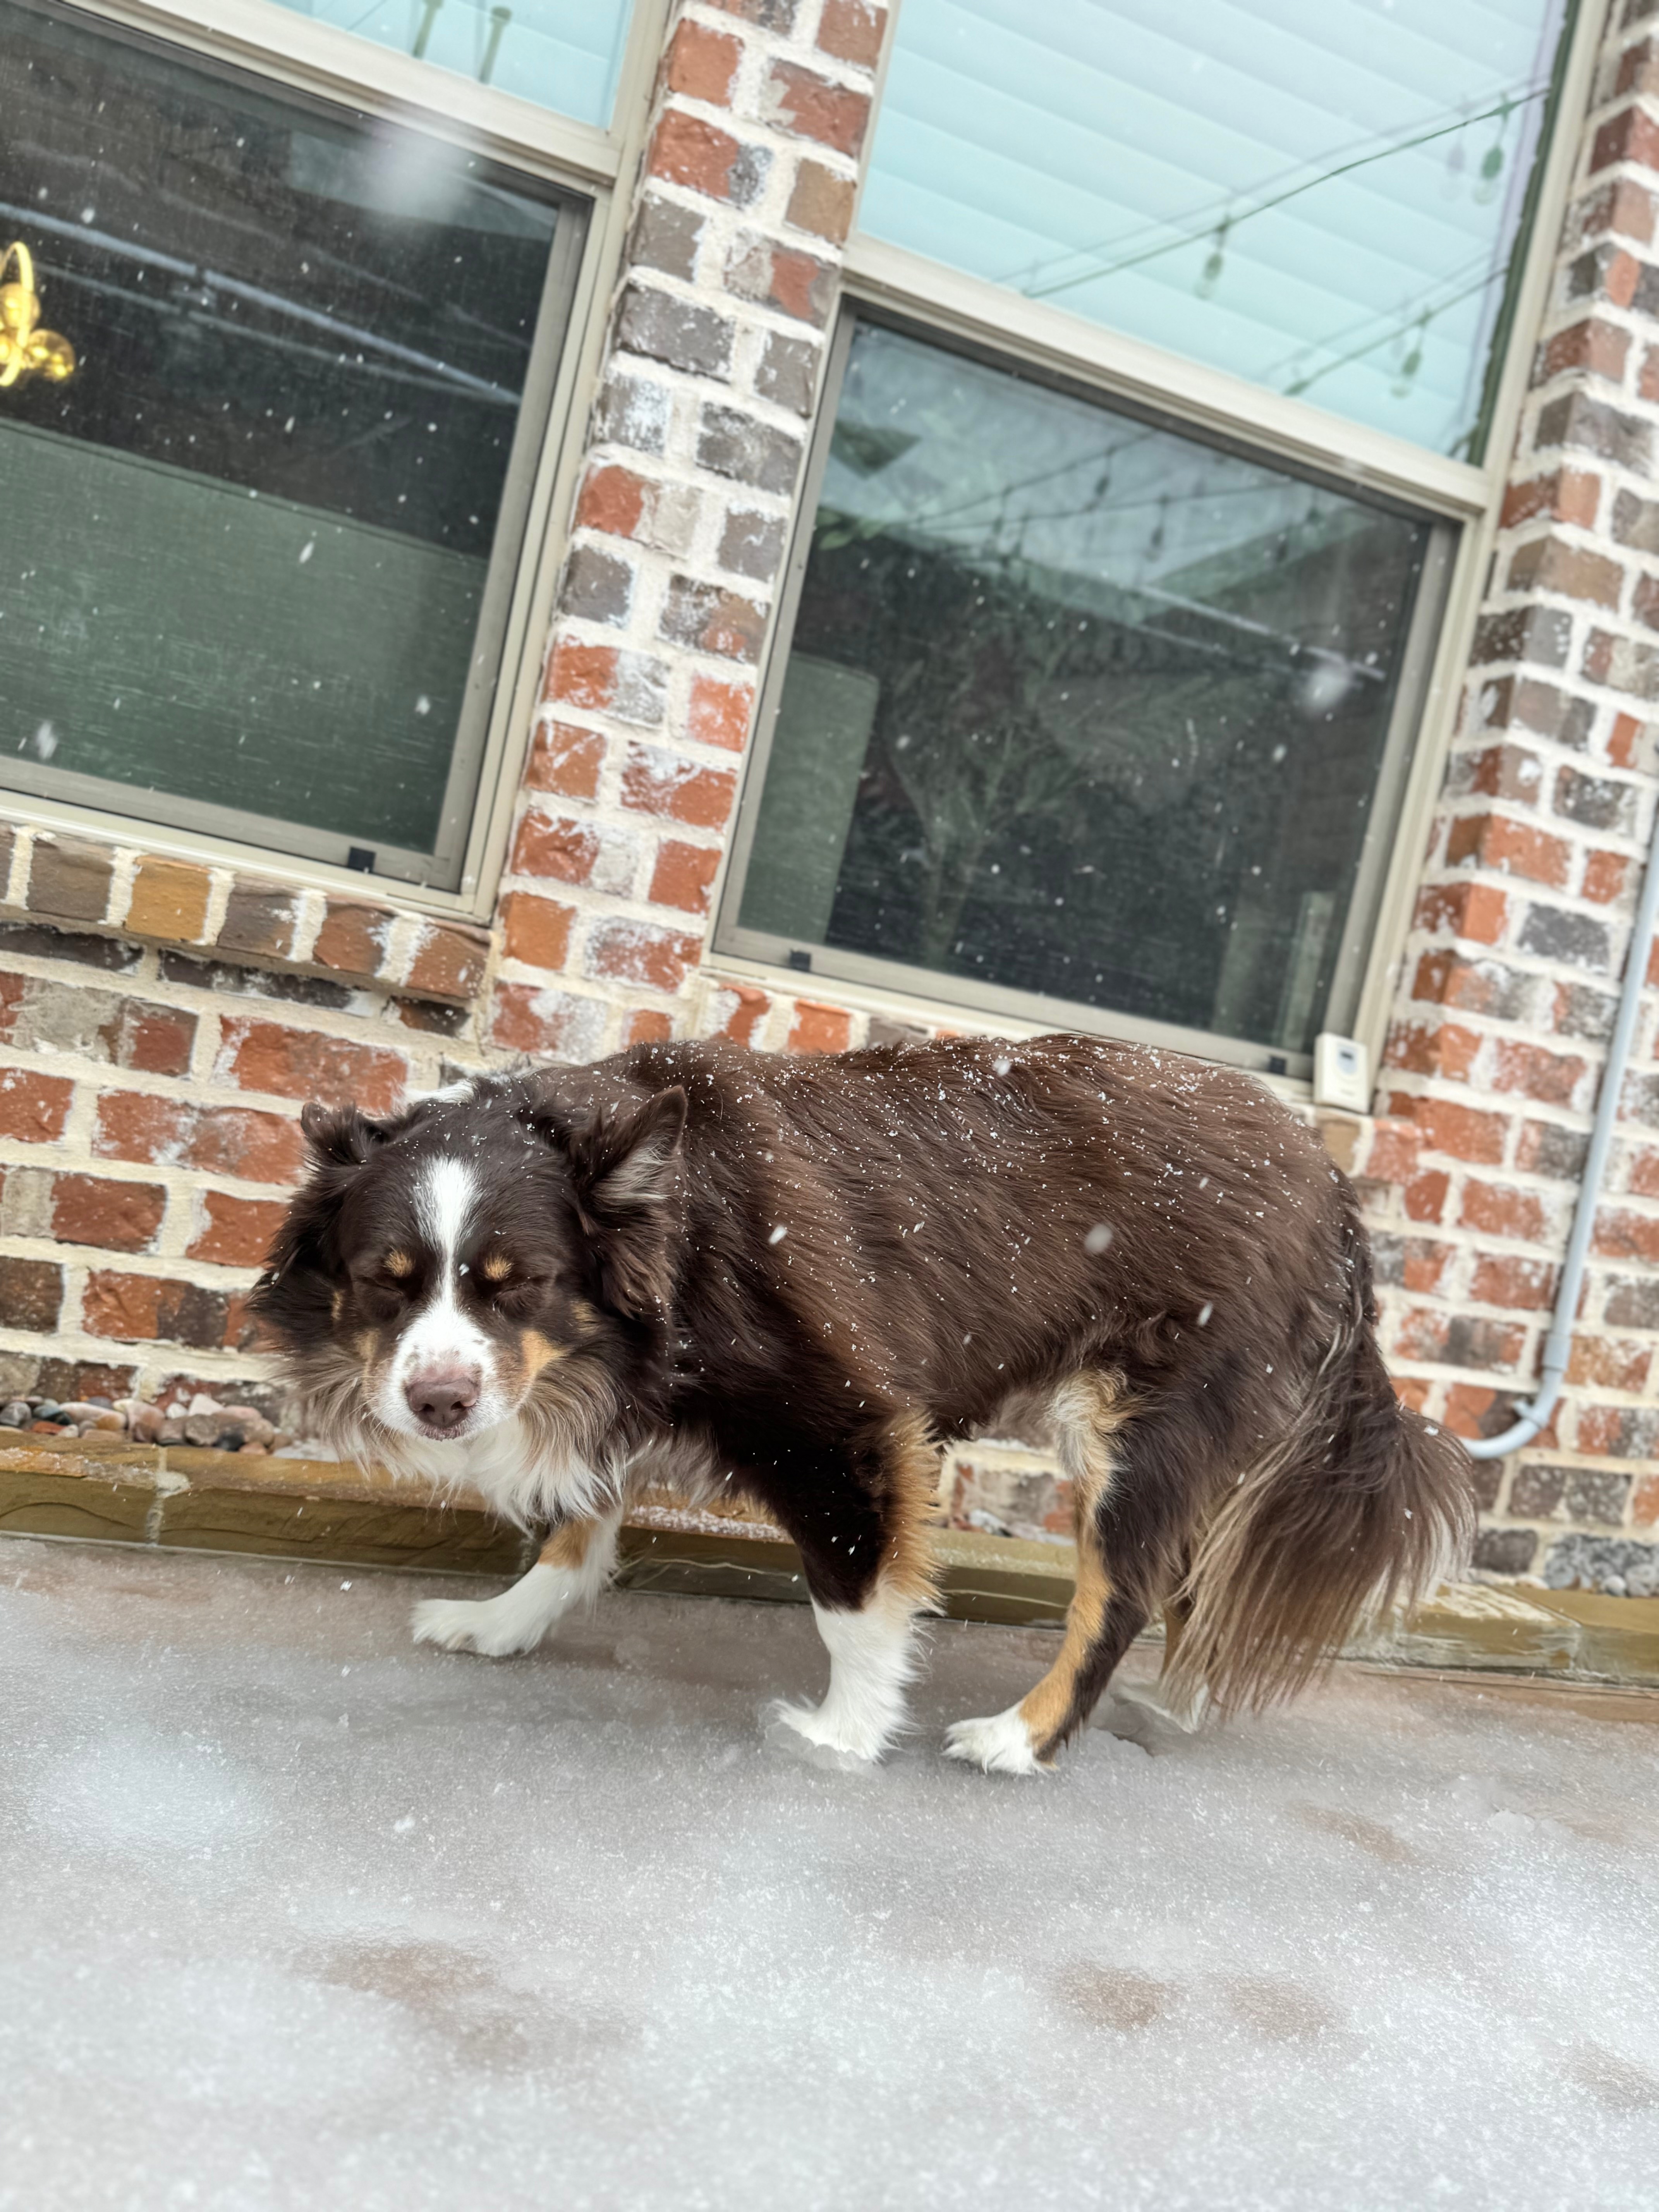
[711,0,1611,1087]
[0,0,672,914]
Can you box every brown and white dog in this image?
[250,1034,1474,1772]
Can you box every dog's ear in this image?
[299,1101,410,1167]
[569,1089,688,1217]
[536,1088,687,1319]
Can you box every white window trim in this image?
[711,0,1611,1086]
[0,0,673,919]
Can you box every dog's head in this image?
[249,1078,687,1460]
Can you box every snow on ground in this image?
[3,1537,1658,2211]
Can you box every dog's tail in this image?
[1163,1240,1477,1715]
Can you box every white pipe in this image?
[1466,793,1659,1460]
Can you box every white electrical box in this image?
[1313,1032,1370,1113]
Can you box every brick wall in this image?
[1346,0,1659,1591]
[3,0,1657,1591]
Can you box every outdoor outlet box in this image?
[1313,1032,1370,1113]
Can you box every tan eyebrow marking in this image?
[384,1250,414,1278]
[481,1251,512,1281]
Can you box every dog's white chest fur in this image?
[398,1418,607,1527]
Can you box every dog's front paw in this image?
[764,1696,886,1767]
[411,1594,545,1658]
[943,1705,1049,1776]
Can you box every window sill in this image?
[0,824,492,1008]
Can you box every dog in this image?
[250,1033,1474,1772]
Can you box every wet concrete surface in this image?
[3,1536,1658,2210]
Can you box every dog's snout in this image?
[405,1367,480,1433]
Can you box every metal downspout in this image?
[1466,797,1659,1460]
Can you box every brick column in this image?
[1362,0,1659,1585]
[487,0,888,1062]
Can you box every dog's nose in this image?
[405,1367,479,1432]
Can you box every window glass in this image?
[737,321,1435,1062]
[0,0,579,883]
[860,0,1568,457]
[265,0,634,129]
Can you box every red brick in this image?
[715,982,770,1046]
[0,1257,62,1332]
[1445,812,1570,887]
[586,919,702,993]
[500,891,575,971]
[647,110,752,201]
[817,0,884,66]
[1401,1240,1454,1294]
[1405,1096,1510,1164]
[1409,952,1510,1016]
[188,1190,289,1267]
[687,673,754,752]
[187,1107,306,1186]
[1403,1168,1451,1223]
[1567,1336,1652,1391]
[1499,468,1601,530]
[626,1009,674,1046]
[313,898,392,977]
[1627,1144,1659,1197]
[788,1000,852,1054]
[1491,1039,1587,1108]
[1570,173,1656,246]
[576,464,649,541]
[1582,848,1629,903]
[0,1066,74,1144]
[1412,879,1508,945]
[488,983,599,1056]
[1451,742,1545,805]
[730,238,835,322]
[620,745,738,829]
[546,640,618,712]
[1590,103,1659,177]
[1444,1382,1500,1441]
[512,811,601,884]
[1392,1374,1432,1413]
[97,1001,196,1079]
[665,17,740,101]
[94,1091,190,1166]
[405,922,490,1002]
[768,60,871,155]
[1460,1180,1548,1242]
[1592,1206,1659,1261]
[1609,711,1645,769]
[51,1173,165,1253]
[1634,1472,1659,1526]
[1537,318,1631,385]
[218,1018,405,1112]
[1575,1402,1659,1457]
[648,840,721,915]
[1384,1019,1480,1081]
[526,722,606,800]
[82,1271,230,1348]
[1365,1120,1421,1185]
[1470,1253,1556,1309]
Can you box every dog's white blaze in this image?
[769,1589,917,1763]
[943,1704,1045,1777]
[410,1510,622,1656]
[376,1155,507,1437]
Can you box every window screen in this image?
[860,0,1570,457]
[0,0,584,886]
[732,319,1441,1066]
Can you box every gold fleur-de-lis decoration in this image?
[0,241,76,392]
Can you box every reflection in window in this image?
[861,0,1569,457]
[738,322,1434,1061]
[266,0,634,127]
[0,0,577,879]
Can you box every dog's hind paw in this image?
[944,1705,1048,1777]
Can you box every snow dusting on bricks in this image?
[1366,0,1659,1580]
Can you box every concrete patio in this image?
[4,1535,1658,2210]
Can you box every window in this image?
[261,0,635,127]
[0,0,599,891]
[720,0,1585,1076]
[723,316,1447,1073]
[859,0,1570,458]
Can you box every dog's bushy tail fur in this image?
[1164,1238,1477,1715]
